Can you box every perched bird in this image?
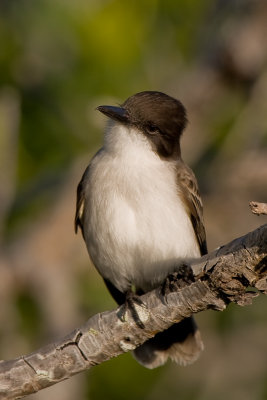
[75,91,207,369]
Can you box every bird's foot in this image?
[118,289,147,329]
[161,263,195,297]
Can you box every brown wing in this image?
[75,166,89,236]
[176,161,207,256]
[75,150,103,236]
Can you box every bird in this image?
[75,91,207,369]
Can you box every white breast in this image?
[83,123,200,293]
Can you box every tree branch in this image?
[250,201,267,215]
[1,223,267,400]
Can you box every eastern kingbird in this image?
[75,91,207,369]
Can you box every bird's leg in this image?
[161,263,195,297]
[104,279,147,328]
[118,287,147,329]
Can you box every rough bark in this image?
[0,223,267,400]
[250,201,267,215]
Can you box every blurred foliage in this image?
[0,0,267,399]
[87,353,163,400]
[15,289,43,343]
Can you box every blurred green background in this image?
[0,0,267,399]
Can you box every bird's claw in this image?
[161,263,195,296]
[118,290,147,329]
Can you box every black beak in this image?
[97,105,129,123]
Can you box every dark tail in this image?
[133,317,203,369]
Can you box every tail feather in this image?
[133,317,203,369]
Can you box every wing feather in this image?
[176,162,207,256]
[75,166,89,236]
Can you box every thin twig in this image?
[249,201,267,215]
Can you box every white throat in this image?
[104,121,154,158]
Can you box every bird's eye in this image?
[146,124,158,135]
